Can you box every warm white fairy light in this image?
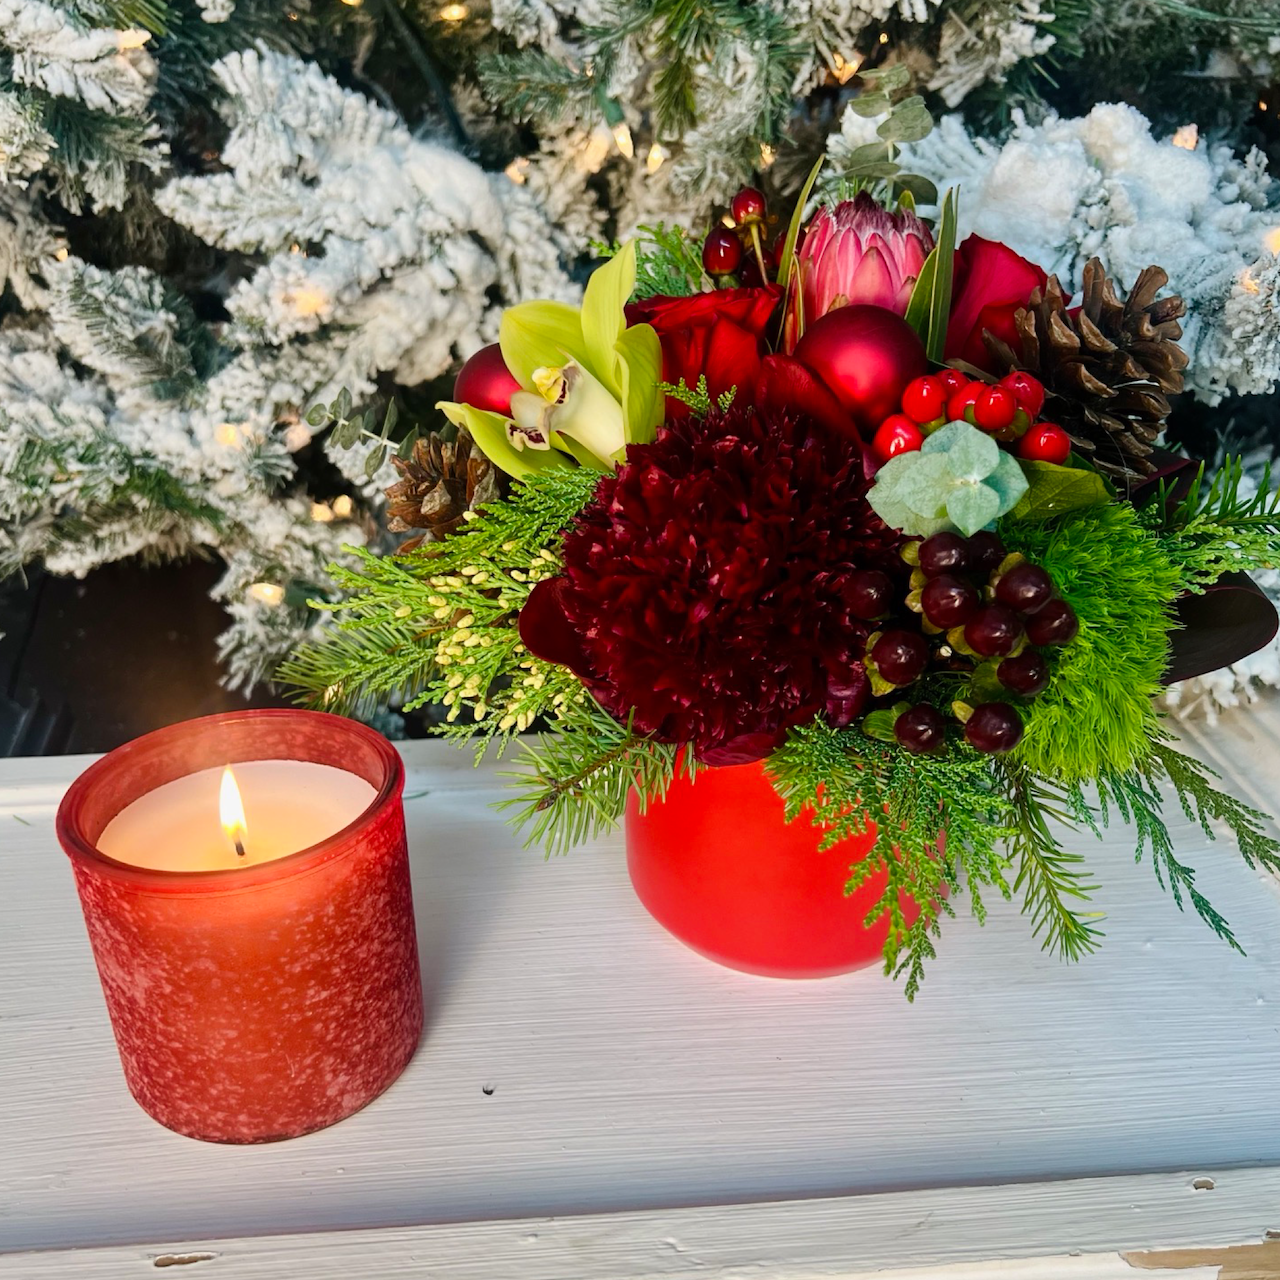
[116,29,150,50]
[282,422,311,452]
[438,2,467,20]
[1172,124,1199,150]
[215,422,243,447]
[832,51,861,84]
[248,582,285,606]
[720,213,735,228]
[340,0,363,7]
[331,495,354,519]
[1266,227,1280,256]
[504,157,530,185]
[288,285,329,318]
[878,32,889,44]
[612,122,634,158]
[289,242,303,254]
[54,247,69,262]
[645,143,668,174]
[310,501,335,523]
[579,124,613,172]
[1240,268,1261,295]
[759,142,776,169]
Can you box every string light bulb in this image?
[1266,227,1280,256]
[248,583,286,606]
[438,2,467,19]
[878,31,889,44]
[340,0,363,7]
[612,121,634,158]
[289,285,329,318]
[116,29,150,50]
[215,422,242,447]
[504,156,530,185]
[832,51,861,84]
[332,495,354,519]
[310,502,335,523]
[1240,268,1261,295]
[1171,124,1199,150]
[759,142,776,169]
[54,247,69,262]
[645,143,668,174]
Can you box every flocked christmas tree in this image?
[1,0,1278,706]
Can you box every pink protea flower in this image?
[786,193,934,350]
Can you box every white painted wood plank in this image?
[4,706,1280,1265]
[0,1166,1265,1279]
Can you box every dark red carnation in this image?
[944,236,1048,373]
[519,405,906,765]
[627,286,781,420]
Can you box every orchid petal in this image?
[437,400,570,479]
[499,301,584,389]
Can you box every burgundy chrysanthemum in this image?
[521,405,907,765]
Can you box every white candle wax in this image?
[97,761,377,871]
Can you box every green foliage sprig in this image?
[596,224,708,300]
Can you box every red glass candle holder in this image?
[56,709,423,1143]
[626,759,923,979]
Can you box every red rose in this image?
[944,236,1048,372]
[628,286,781,419]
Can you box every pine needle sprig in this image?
[499,703,685,856]
[1142,456,1280,590]
[595,224,708,299]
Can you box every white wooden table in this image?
[5,705,1280,1279]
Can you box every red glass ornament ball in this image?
[973,385,1018,432]
[873,413,924,461]
[901,375,947,424]
[454,343,522,417]
[793,305,929,435]
[731,186,767,225]
[703,227,744,276]
[1018,422,1072,465]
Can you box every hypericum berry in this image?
[918,531,970,578]
[871,629,930,686]
[921,574,980,628]
[999,371,1046,418]
[873,414,924,461]
[730,186,767,226]
[995,562,1053,614]
[964,604,1023,657]
[945,381,984,424]
[895,704,947,754]
[967,530,1006,574]
[846,569,895,620]
[938,368,969,396]
[702,227,743,276]
[973,385,1018,432]
[964,702,1024,754]
[998,650,1050,697]
[1017,422,1072,465]
[901,375,948,425]
[1025,597,1079,646]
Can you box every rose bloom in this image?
[945,236,1048,371]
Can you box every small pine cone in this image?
[984,258,1189,482]
[385,427,500,546]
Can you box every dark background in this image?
[0,560,286,756]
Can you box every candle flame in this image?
[220,766,248,858]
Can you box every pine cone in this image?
[984,258,1188,482]
[385,427,499,546]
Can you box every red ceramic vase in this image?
[56,710,423,1143]
[625,759,909,978]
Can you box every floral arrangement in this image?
[282,173,1280,997]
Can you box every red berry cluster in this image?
[863,530,1079,757]
[701,187,781,286]
[872,369,1072,466]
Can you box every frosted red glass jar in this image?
[626,759,920,979]
[56,709,423,1143]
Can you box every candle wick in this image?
[234,838,247,859]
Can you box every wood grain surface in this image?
[3,705,1280,1274]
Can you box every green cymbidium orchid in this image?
[437,242,664,478]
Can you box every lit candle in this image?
[97,761,375,870]
[57,710,423,1144]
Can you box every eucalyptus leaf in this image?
[305,404,329,427]
[843,141,892,169]
[877,96,933,144]
[396,426,419,460]
[861,64,911,92]
[946,483,1002,536]
[383,400,399,438]
[847,161,902,179]
[895,173,939,206]
[847,93,892,118]
[364,445,388,480]
[334,387,352,421]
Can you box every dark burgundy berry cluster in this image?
[880,530,1078,757]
